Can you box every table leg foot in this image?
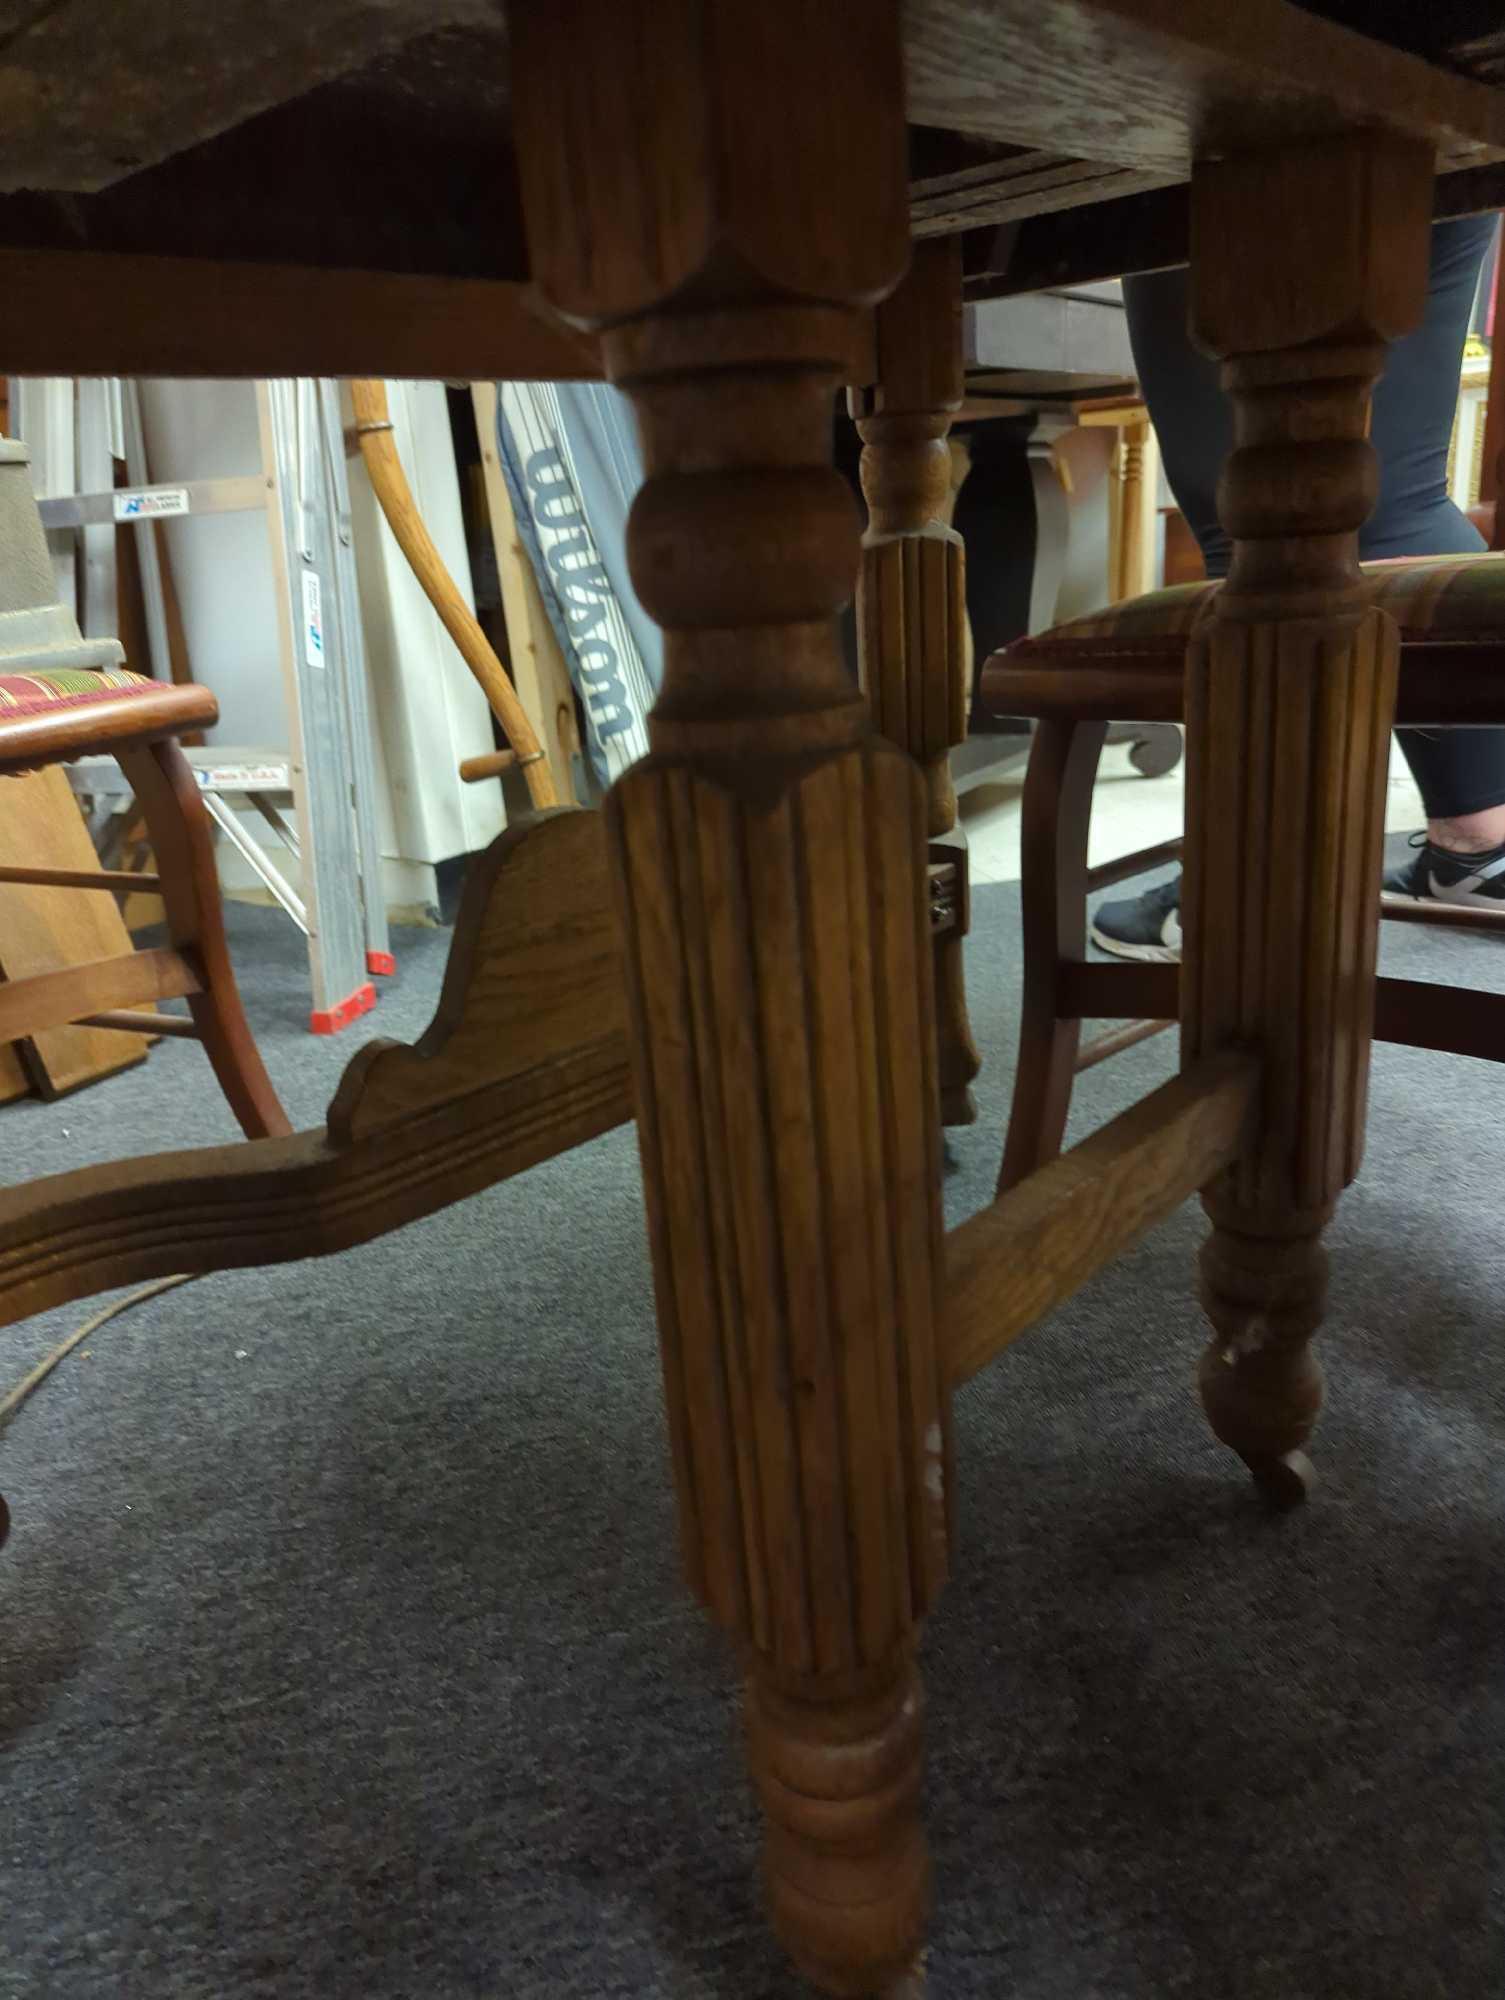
[751,1650,930,1995]
[1197,1205,1327,1501]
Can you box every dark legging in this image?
[1124,213,1505,822]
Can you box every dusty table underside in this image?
[0,0,1503,304]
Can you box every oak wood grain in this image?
[329,811,620,1143]
[997,718,1102,1192]
[0,683,218,773]
[905,0,1505,169]
[0,864,163,893]
[349,379,558,813]
[470,383,580,808]
[0,1043,631,1331]
[953,1052,1258,1387]
[1183,131,1431,1505]
[851,239,980,1128]
[0,944,197,1044]
[515,5,941,1987]
[0,249,603,382]
[0,768,149,1096]
[113,738,290,1140]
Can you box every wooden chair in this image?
[0,440,287,1140]
[985,554,1505,1191]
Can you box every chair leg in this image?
[115,738,291,1139]
[853,239,981,1130]
[1183,136,1427,1504]
[997,718,1104,1192]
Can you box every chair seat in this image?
[982,553,1505,729]
[1002,552,1505,660]
[0,665,159,718]
[0,668,219,773]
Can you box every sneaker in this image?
[1090,873,1183,962]
[1384,833,1505,910]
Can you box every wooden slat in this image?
[1049,962,1505,1068]
[967,160,1505,303]
[0,249,604,381]
[1373,977,1505,1061]
[1086,836,1183,894]
[1074,1016,1172,1071]
[0,1041,29,1106]
[0,864,162,892]
[0,945,198,1044]
[986,649,1505,731]
[1380,891,1505,931]
[75,1009,198,1039]
[946,1051,1259,1387]
[906,0,1505,170]
[984,661,1183,722]
[912,148,1176,236]
[1058,958,1177,1021]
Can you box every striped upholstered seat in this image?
[0,667,218,775]
[983,553,1505,735]
[0,665,159,716]
[1002,552,1505,664]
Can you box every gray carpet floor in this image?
[1,862,1501,1998]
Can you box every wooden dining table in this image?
[3,4,1505,1991]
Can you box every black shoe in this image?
[1384,833,1505,910]
[1090,873,1182,962]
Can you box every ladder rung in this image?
[37,475,268,530]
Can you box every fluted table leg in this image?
[514,3,947,1988]
[1182,132,1433,1501]
[851,239,980,1125]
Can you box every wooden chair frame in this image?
[0,723,289,1141]
[994,680,1505,1194]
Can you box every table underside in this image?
[0,0,1503,353]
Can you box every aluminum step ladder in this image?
[11,376,392,1032]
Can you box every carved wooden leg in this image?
[513,6,947,1990]
[1183,133,1432,1502]
[997,718,1103,1192]
[852,240,980,1127]
[116,738,291,1140]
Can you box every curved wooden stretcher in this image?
[0,809,631,1325]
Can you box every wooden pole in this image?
[348,380,559,813]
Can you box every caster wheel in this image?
[1128,726,1184,780]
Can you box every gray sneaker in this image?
[1090,874,1183,962]
[1384,834,1505,909]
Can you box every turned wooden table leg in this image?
[851,239,981,1127]
[514,6,947,1990]
[1183,133,1432,1503]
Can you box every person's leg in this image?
[1096,215,1503,959]
[1365,215,1505,868]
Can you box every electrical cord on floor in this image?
[0,1273,197,1549]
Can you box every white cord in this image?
[0,1273,195,1431]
